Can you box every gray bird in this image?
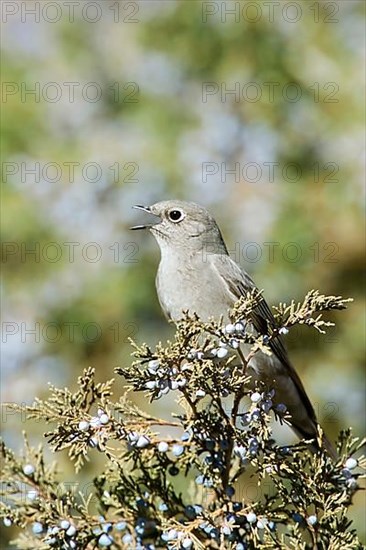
[131,199,336,458]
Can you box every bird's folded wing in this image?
[210,254,318,427]
[209,254,289,364]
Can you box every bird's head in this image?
[131,200,228,255]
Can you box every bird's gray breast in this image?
[156,252,235,322]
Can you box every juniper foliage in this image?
[1,290,364,549]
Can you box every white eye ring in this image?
[168,209,185,223]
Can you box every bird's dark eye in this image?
[168,209,184,222]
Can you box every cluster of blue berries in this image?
[92,516,135,547]
[161,502,275,550]
[126,431,187,460]
[194,508,276,546]
[127,431,151,449]
[221,321,247,349]
[232,390,288,462]
[161,528,193,548]
[193,321,248,363]
[247,389,287,419]
[144,359,188,399]
[77,408,110,449]
[139,318,269,407]
[142,322,247,401]
[29,518,78,548]
[2,444,362,549]
[292,512,319,526]
[340,457,359,491]
[195,437,228,487]
[26,513,159,549]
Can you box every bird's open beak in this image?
[130,205,161,230]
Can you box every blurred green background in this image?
[1,0,365,541]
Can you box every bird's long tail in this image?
[292,422,338,461]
